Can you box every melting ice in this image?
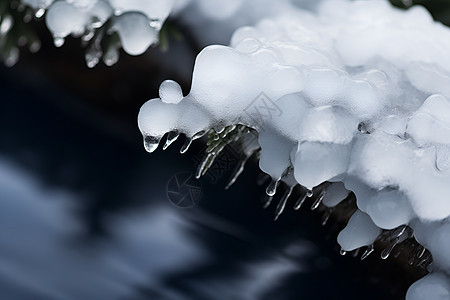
[138,0,450,298]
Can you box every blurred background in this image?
[1,1,449,299]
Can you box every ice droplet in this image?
[266,179,279,197]
[340,249,347,256]
[53,37,65,47]
[143,135,160,153]
[180,138,192,154]
[306,189,313,197]
[35,8,45,18]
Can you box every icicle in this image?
[193,130,207,140]
[180,137,193,154]
[361,244,374,260]
[163,131,180,150]
[35,8,45,18]
[266,179,279,197]
[103,46,119,66]
[53,36,65,47]
[225,156,248,190]
[0,15,13,34]
[294,193,307,210]
[4,48,19,67]
[143,135,160,153]
[29,40,41,53]
[416,252,432,268]
[381,237,400,259]
[257,173,270,186]
[23,11,33,23]
[351,248,360,258]
[274,185,294,221]
[181,131,206,153]
[82,29,95,42]
[195,152,215,179]
[263,196,273,209]
[391,225,407,239]
[85,46,102,68]
[310,191,325,210]
[321,208,332,226]
[416,245,426,259]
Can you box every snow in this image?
[137,0,450,297]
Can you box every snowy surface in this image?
[138,0,450,298]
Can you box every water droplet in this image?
[274,185,294,221]
[163,131,180,150]
[266,179,279,197]
[381,237,399,259]
[35,8,45,18]
[143,135,160,153]
[361,244,374,260]
[180,138,192,154]
[294,193,307,210]
[306,189,313,197]
[340,249,347,256]
[54,37,65,47]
